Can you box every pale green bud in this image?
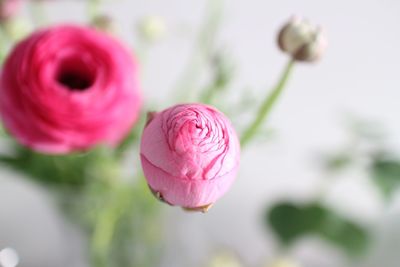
[268,258,302,267]
[137,16,166,42]
[278,16,327,62]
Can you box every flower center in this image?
[56,57,96,91]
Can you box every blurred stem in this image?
[173,0,223,102]
[88,0,102,21]
[200,54,234,105]
[240,59,295,147]
[91,183,133,267]
[135,40,149,65]
[0,124,5,136]
[29,1,47,27]
[90,155,131,267]
[0,25,10,63]
[201,83,220,104]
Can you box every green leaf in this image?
[267,202,369,257]
[371,158,400,198]
[267,203,325,245]
[0,144,115,188]
[318,212,368,256]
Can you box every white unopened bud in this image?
[278,16,327,62]
[137,16,166,42]
[207,251,243,267]
[267,258,301,267]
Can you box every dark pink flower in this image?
[140,104,240,211]
[0,25,141,154]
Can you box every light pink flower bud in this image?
[0,25,141,154]
[278,16,327,62]
[0,0,21,21]
[140,104,240,211]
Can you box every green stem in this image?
[30,1,47,27]
[173,0,223,102]
[88,0,101,21]
[0,25,9,63]
[240,59,295,147]
[201,84,217,104]
[91,184,132,267]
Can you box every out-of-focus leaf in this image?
[318,211,368,256]
[371,158,400,198]
[267,202,369,257]
[268,203,325,245]
[348,118,386,141]
[0,144,114,188]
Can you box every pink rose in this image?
[140,104,240,211]
[0,25,141,154]
[0,0,21,21]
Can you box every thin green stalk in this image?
[30,1,47,27]
[173,0,223,102]
[201,83,219,104]
[88,0,102,21]
[0,26,9,63]
[91,184,133,267]
[240,59,295,147]
[200,56,234,104]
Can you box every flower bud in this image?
[267,258,301,267]
[207,251,243,267]
[278,16,327,62]
[140,104,240,212]
[91,14,115,34]
[0,0,21,22]
[137,15,166,42]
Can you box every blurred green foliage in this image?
[267,202,369,257]
[0,145,106,187]
[324,153,353,171]
[322,119,400,199]
[265,119,400,261]
[371,157,400,199]
[201,50,236,105]
[0,141,162,267]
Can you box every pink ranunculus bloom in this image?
[0,0,21,21]
[0,25,141,154]
[140,104,240,211]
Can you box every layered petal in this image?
[140,104,240,208]
[0,25,141,153]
